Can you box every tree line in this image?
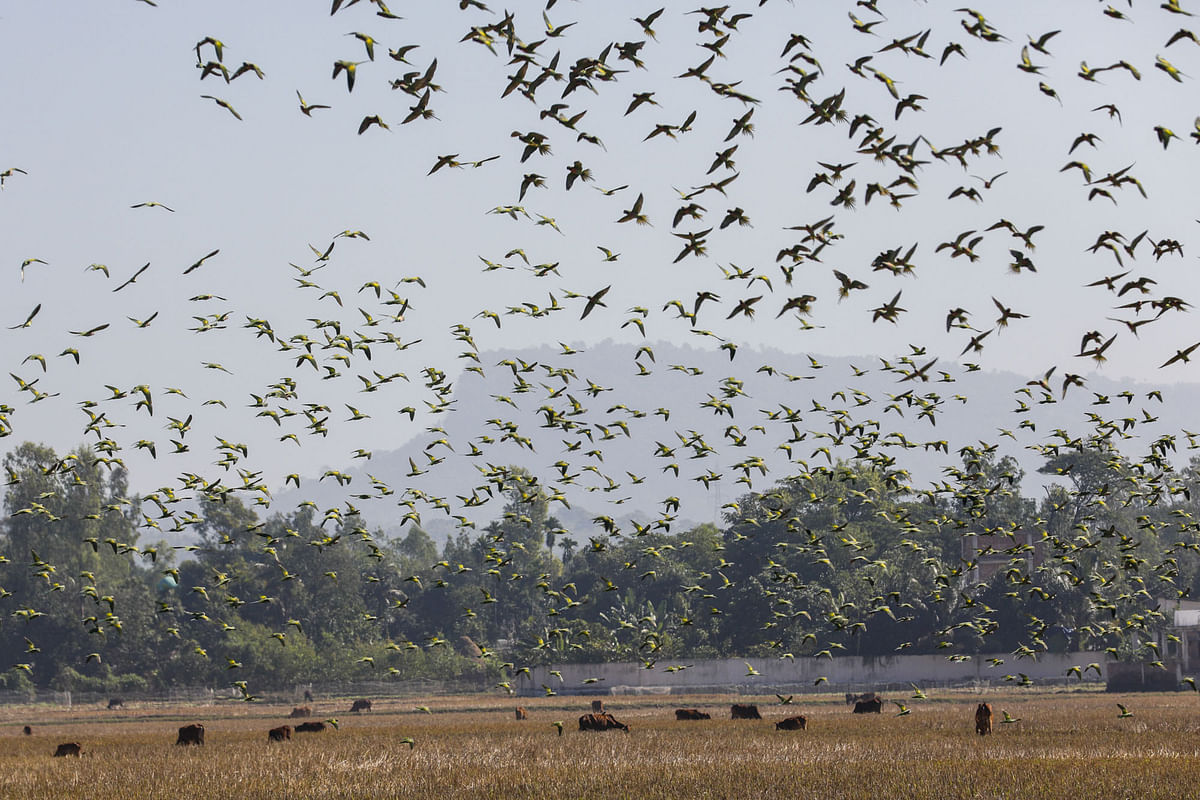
[2,436,1197,694]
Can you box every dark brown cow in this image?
[776,715,807,730]
[591,699,605,713]
[107,697,123,710]
[268,725,292,742]
[853,698,884,714]
[294,721,326,733]
[304,689,314,703]
[975,703,993,736]
[176,723,205,745]
[22,725,32,736]
[730,703,762,720]
[515,707,528,720]
[288,706,312,719]
[675,708,711,721]
[53,742,82,757]
[578,712,629,732]
[350,698,372,713]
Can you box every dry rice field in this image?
[3,689,1200,799]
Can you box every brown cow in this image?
[776,715,807,730]
[853,698,884,714]
[350,698,372,713]
[107,697,123,710]
[591,699,605,713]
[675,708,711,721]
[731,703,762,720]
[288,706,311,719]
[294,721,326,733]
[578,712,629,732]
[975,703,993,736]
[53,742,82,757]
[268,725,292,742]
[515,707,528,720]
[176,723,205,746]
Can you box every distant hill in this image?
[271,340,1200,547]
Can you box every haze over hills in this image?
[270,340,1200,547]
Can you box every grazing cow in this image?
[578,712,630,732]
[288,706,311,719]
[675,708,711,721]
[23,725,32,736]
[853,698,884,714]
[776,715,807,731]
[975,703,993,736]
[350,698,372,713]
[515,707,528,720]
[591,699,604,713]
[176,723,205,746]
[53,742,82,757]
[268,725,292,742]
[107,697,123,710]
[294,721,326,733]
[730,703,762,720]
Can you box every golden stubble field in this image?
[3,690,1200,799]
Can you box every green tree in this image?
[0,442,158,689]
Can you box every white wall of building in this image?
[524,653,1107,695]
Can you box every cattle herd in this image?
[566,699,872,733]
[34,697,373,756]
[35,692,1004,756]
[568,696,889,734]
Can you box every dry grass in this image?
[4,690,1200,799]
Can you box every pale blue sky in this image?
[2,0,1198,506]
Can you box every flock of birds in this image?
[5,0,1200,695]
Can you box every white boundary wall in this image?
[525,653,1109,694]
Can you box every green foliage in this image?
[4,444,1200,690]
[50,665,149,694]
[0,669,34,693]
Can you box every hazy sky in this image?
[2,0,1198,509]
